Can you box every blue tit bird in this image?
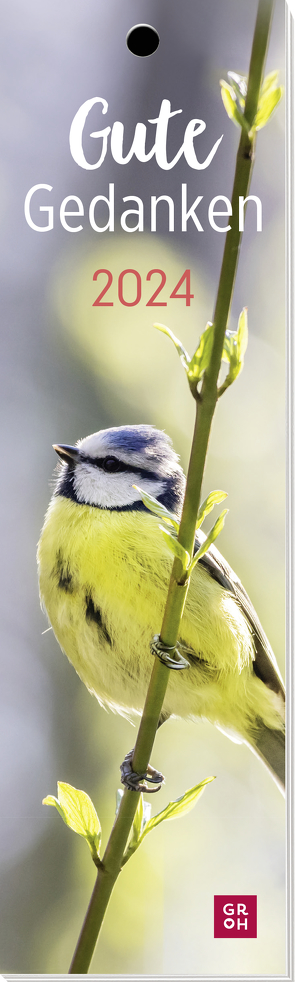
[37,424,285,791]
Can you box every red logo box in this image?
[214,895,257,938]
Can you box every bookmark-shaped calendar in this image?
[0,2,291,978]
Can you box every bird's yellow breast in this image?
[38,495,174,712]
[37,495,279,733]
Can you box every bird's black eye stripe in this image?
[79,453,161,480]
[80,454,127,473]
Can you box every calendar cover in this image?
[0,0,290,977]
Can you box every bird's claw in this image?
[150,634,190,670]
[120,749,164,793]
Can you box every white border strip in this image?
[0,977,292,981]
[286,2,295,981]
[286,0,295,18]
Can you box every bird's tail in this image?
[247,722,285,793]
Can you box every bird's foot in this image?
[150,634,190,670]
[120,749,164,793]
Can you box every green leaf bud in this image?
[196,490,228,530]
[160,526,190,573]
[188,509,229,574]
[153,322,190,371]
[133,485,179,532]
[187,321,215,385]
[227,71,247,105]
[141,777,215,835]
[122,778,215,865]
[43,782,101,861]
[254,85,283,130]
[220,80,249,131]
[219,307,248,395]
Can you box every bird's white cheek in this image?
[73,465,165,508]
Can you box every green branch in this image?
[67,1,275,972]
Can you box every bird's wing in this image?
[195,531,285,700]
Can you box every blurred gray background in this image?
[0,0,285,974]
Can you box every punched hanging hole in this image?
[126,24,159,58]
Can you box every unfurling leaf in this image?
[196,490,228,530]
[260,70,279,96]
[219,307,248,395]
[133,485,179,532]
[220,80,249,131]
[154,320,217,397]
[141,777,215,835]
[154,322,190,371]
[122,795,152,865]
[227,71,247,104]
[189,509,229,574]
[254,86,283,130]
[116,789,124,816]
[43,782,101,861]
[220,68,282,136]
[160,526,190,573]
[122,778,215,865]
[132,793,144,843]
[235,306,248,362]
[187,321,215,384]
[134,483,188,576]
[252,70,283,131]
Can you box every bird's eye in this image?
[102,455,122,473]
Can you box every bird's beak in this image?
[53,444,80,465]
